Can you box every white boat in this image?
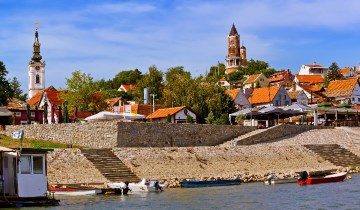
[108,179,166,192]
[48,186,102,195]
[264,177,298,185]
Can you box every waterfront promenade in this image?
[47,127,360,187]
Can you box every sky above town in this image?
[1,0,360,93]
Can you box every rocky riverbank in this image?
[47,127,360,188]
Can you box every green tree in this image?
[205,111,215,124]
[205,63,226,83]
[166,114,171,123]
[112,69,143,89]
[135,65,164,103]
[10,77,27,101]
[0,61,14,105]
[324,62,343,87]
[245,59,270,75]
[61,70,108,114]
[260,68,276,77]
[186,115,193,123]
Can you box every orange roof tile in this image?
[339,67,350,75]
[146,106,186,119]
[248,86,280,104]
[27,90,44,106]
[27,86,63,107]
[268,76,284,82]
[219,77,227,82]
[120,84,136,92]
[286,91,301,100]
[244,74,261,84]
[296,74,324,84]
[326,78,358,97]
[225,89,240,100]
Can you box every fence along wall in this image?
[1,122,256,148]
[117,122,257,147]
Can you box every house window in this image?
[20,155,32,174]
[33,156,44,174]
[15,112,21,117]
[19,155,44,174]
[352,97,355,101]
[358,98,360,102]
[31,112,35,117]
[275,100,279,106]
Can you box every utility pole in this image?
[150,94,156,113]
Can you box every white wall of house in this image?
[296,91,309,105]
[174,109,197,123]
[350,83,360,104]
[17,154,47,197]
[272,87,291,106]
[234,90,251,109]
[298,64,327,76]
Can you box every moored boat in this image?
[48,186,102,195]
[264,177,298,185]
[107,179,166,193]
[297,171,347,185]
[180,178,241,188]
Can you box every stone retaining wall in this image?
[237,124,332,145]
[0,122,256,148]
[117,122,257,147]
[0,122,118,148]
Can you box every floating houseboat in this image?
[0,146,59,207]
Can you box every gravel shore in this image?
[48,127,360,188]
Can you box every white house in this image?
[298,63,327,76]
[225,88,250,109]
[248,86,291,107]
[287,90,309,105]
[146,106,197,123]
[326,78,360,104]
[339,67,356,78]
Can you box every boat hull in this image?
[48,187,101,195]
[264,178,298,185]
[298,172,347,185]
[181,179,241,188]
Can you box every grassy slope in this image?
[0,134,74,149]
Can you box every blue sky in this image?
[1,0,360,93]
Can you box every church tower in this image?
[225,24,246,74]
[28,23,45,99]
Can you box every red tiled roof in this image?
[248,86,280,104]
[339,67,351,75]
[326,78,358,98]
[219,77,227,82]
[268,76,284,82]
[295,74,324,84]
[225,89,240,100]
[244,74,261,84]
[119,84,136,92]
[27,86,63,106]
[146,106,186,119]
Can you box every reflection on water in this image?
[12,174,360,210]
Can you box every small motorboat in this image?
[180,177,241,188]
[264,177,298,185]
[107,179,166,193]
[297,171,347,185]
[48,185,102,195]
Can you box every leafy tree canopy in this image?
[324,62,343,87]
[135,65,164,103]
[244,59,270,75]
[0,61,14,105]
[112,69,143,89]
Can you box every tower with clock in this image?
[28,22,46,99]
[225,23,247,74]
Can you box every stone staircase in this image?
[304,144,360,167]
[80,149,140,183]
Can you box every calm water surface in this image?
[11,174,360,210]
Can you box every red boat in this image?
[298,171,347,185]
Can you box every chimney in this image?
[144,87,148,104]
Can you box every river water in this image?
[13,174,360,210]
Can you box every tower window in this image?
[36,74,40,84]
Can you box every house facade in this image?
[248,86,291,107]
[225,88,250,109]
[298,64,327,76]
[286,90,308,105]
[118,84,136,92]
[243,74,269,89]
[268,69,294,87]
[339,67,356,78]
[7,98,43,125]
[146,106,197,123]
[218,77,231,89]
[326,78,360,104]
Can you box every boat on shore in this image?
[107,179,166,193]
[297,171,347,185]
[48,186,102,195]
[264,177,298,185]
[180,178,241,188]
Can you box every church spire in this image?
[229,23,238,36]
[32,21,42,62]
